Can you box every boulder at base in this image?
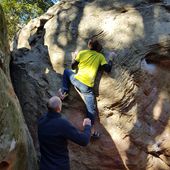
[0,5,37,170]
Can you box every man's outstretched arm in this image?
[62,118,91,146]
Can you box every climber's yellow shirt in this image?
[74,50,107,87]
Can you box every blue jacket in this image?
[38,111,91,170]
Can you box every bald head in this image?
[47,96,62,112]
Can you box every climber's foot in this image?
[91,131,101,139]
[58,88,68,100]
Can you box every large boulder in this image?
[0,5,37,170]
[11,0,170,169]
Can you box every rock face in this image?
[10,0,170,169]
[0,5,37,170]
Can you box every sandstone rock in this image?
[0,5,37,170]
[11,0,170,169]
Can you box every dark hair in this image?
[88,39,103,52]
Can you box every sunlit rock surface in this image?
[0,5,37,170]
[11,0,170,169]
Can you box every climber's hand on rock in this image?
[83,118,91,127]
[108,51,117,61]
[71,51,79,60]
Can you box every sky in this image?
[51,0,59,3]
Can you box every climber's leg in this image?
[82,90,96,125]
[58,68,75,100]
[81,89,100,139]
[62,73,100,138]
[62,68,75,93]
[59,68,90,100]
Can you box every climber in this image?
[58,38,117,139]
[38,96,91,170]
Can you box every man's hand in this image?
[83,118,91,127]
[108,51,117,61]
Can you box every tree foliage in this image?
[0,0,55,40]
